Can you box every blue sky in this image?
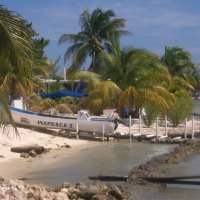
[2,0,200,71]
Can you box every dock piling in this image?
[129,115,132,142]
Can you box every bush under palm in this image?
[167,91,193,127]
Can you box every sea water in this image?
[136,154,200,200]
[23,141,173,187]
[136,100,200,200]
[5,100,200,199]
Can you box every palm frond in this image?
[139,89,169,110]
[119,86,140,110]
[0,6,32,67]
[72,71,101,90]
[174,76,195,90]
[0,89,19,136]
[59,33,86,44]
[64,43,84,63]
[182,73,198,89]
[73,43,90,69]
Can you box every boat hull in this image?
[10,107,115,134]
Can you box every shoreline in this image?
[0,125,200,199]
[0,141,99,182]
[123,139,200,199]
[0,126,90,163]
[129,140,200,178]
[0,126,101,184]
[0,136,199,199]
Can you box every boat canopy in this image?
[40,89,88,99]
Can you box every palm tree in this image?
[0,6,35,98]
[80,80,121,115]
[101,35,170,90]
[161,46,197,91]
[161,46,194,76]
[0,6,34,134]
[72,70,102,91]
[100,37,173,114]
[70,71,121,115]
[59,8,130,73]
[191,65,200,98]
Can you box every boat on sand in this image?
[9,106,118,135]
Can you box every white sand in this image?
[116,118,200,137]
[0,118,199,163]
[0,120,199,183]
[0,127,89,163]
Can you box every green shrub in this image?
[142,103,159,127]
[167,95,193,127]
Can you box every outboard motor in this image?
[108,112,128,130]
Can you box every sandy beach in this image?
[0,118,200,163]
[0,127,90,163]
[0,119,199,181]
[0,122,199,199]
[0,126,101,184]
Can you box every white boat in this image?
[9,106,117,134]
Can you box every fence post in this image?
[102,124,105,142]
[156,117,158,138]
[76,123,79,139]
[192,116,194,139]
[139,114,141,135]
[184,118,187,139]
[129,115,132,142]
[165,116,168,137]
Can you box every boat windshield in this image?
[85,112,90,118]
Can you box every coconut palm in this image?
[72,71,102,92]
[80,80,121,115]
[0,6,35,134]
[0,6,35,99]
[161,46,194,76]
[59,8,130,73]
[71,71,121,115]
[118,85,174,116]
[101,34,171,89]
[191,65,200,98]
[161,46,196,91]
[100,37,174,114]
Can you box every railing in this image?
[123,115,200,141]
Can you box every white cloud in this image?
[9,0,200,63]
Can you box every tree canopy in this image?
[59,8,130,73]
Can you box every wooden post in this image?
[184,118,187,139]
[156,117,158,138]
[129,115,132,142]
[76,123,79,139]
[139,114,141,135]
[165,116,168,137]
[192,116,194,139]
[102,124,105,142]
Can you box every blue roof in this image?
[40,90,88,99]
